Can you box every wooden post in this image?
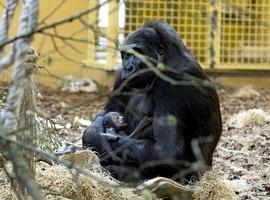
[209,0,221,69]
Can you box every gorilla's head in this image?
[120,25,167,86]
[120,20,192,89]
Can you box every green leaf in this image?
[167,114,177,127]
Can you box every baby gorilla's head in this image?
[103,112,128,131]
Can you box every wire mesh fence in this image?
[88,0,270,70]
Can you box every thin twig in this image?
[0,0,113,49]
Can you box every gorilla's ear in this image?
[156,42,166,56]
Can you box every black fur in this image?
[83,21,222,183]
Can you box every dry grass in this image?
[231,85,260,99]
[1,85,269,199]
[192,171,236,200]
[228,108,270,128]
[0,153,236,200]
[0,150,142,200]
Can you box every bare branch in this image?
[0,0,113,49]
[0,127,44,200]
[50,35,83,65]
[37,0,67,26]
[39,30,116,51]
[0,132,120,188]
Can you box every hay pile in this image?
[34,162,139,200]
[0,149,236,200]
[0,150,142,200]
[192,171,236,200]
[231,85,260,99]
[227,108,270,128]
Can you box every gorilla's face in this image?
[120,28,166,86]
[120,44,146,79]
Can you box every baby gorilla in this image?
[82,112,129,163]
[103,112,128,136]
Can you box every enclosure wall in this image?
[0,0,89,86]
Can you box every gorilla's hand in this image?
[109,135,147,164]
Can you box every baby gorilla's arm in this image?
[101,131,118,141]
[98,132,123,163]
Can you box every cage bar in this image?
[86,0,270,71]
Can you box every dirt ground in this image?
[0,83,270,199]
[34,84,108,141]
[36,84,270,199]
[214,88,270,199]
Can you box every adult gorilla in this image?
[83,20,222,183]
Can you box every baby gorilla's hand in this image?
[101,132,119,141]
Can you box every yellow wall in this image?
[218,77,270,88]
[1,1,270,88]
[0,0,89,86]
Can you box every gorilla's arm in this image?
[105,113,186,182]
[109,114,181,165]
[129,116,152,139]
[82,116,104,148]
[82,116,121,162]
[105,78,221,182]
